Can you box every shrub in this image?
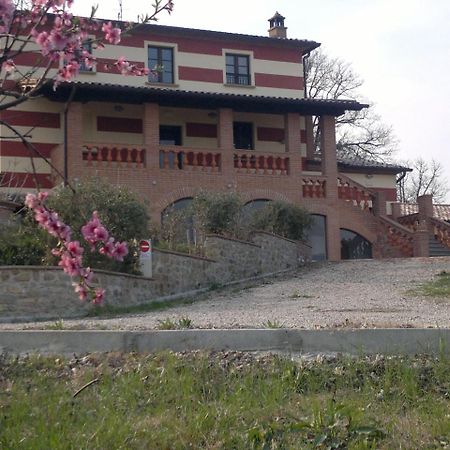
[46,178,149,274]
[189,191,244,237]
[0,179,149,274]
[250,200,312,241]
[0,222,49,266]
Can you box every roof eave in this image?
[38,81,368,116]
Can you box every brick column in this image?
[373,191,387,217]
[143,103,159,170]
[320,115,340,261]
[417,194,433,220]
[391,202,402,220]
[305,115,315,159]
[413,221,430,257]
[218,108,234,178]
[285,113,302,190]
[66,102,83,182]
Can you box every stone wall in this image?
[0,233,311,321]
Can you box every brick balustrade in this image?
[233,151,290,176]
[83,144,146,168]
[337,174,375,213]
[378,216,414,257]
[397,213,420,231]
[302,176,326,198]
[159,147,222,173]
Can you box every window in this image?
[226,54,250,85]
[233,122,253,150]
[148,46,174,84]
[78,40,94,72]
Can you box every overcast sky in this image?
[74,0,450,200]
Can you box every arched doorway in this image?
[161,197,194,244]
[340,229,372,260]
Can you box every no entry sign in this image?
[139,239,151,253]
[139,238,152,278]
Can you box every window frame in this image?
[148,45,175,84]
[225,53,251,86]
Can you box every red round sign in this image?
[139,240,150,253]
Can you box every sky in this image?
[73,0,450,200]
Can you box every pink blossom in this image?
[93,288,105,304]
[56,60,80,83]
[113,241,128,261]
[73,282,88,301]
[67,240,84,257]
[2,59,15,73]
[102,21,121,45]
[93,225,109,242]
[25,193,38,209]
[99,238,115,257]
[0,0,14,33]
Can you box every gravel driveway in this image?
[2,257,450,330]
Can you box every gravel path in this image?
[2,257,450,330]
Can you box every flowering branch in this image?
[25,191,128,304]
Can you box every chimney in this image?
[268,11,287,39]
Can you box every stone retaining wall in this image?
[0,233,311,321]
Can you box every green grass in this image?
[1,352,449,449]
[86,295,198,318]
[415,271,450,299]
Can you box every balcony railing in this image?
[83,144,145,168]
[159,147,221,172]
[302,176,326,198]
[234,152,289,176]
[337,175,375,212]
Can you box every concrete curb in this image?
[0,329,449,356]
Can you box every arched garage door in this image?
[340,229,372,260]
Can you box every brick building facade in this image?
[2,13,448,260]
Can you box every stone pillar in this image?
[143,103,160,170]
[218,108,234,179]
[66,102,83,182]
[373,191,387,217]
[413,221,430,257]
[305,115,316,159]
[391,202,402,220]
[418,194,434,220]
[320,115,340,261]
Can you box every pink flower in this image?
[102,21,121,45]
[25,193,38,209]
[93,225,109,242]
[67,240,84,257]
[93,288,105,304]
[113,241,128,261]
[0,0,14,33]
[56,60,80,83]
[2,59,15,73]
[73,282,88,301]
[99,238,115,257]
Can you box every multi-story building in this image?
[2,12,448,260]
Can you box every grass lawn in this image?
[0,352,449,449]
[418,271,450,299]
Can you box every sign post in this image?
[139,239,152,278]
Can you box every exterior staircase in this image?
[429,235,450,257]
